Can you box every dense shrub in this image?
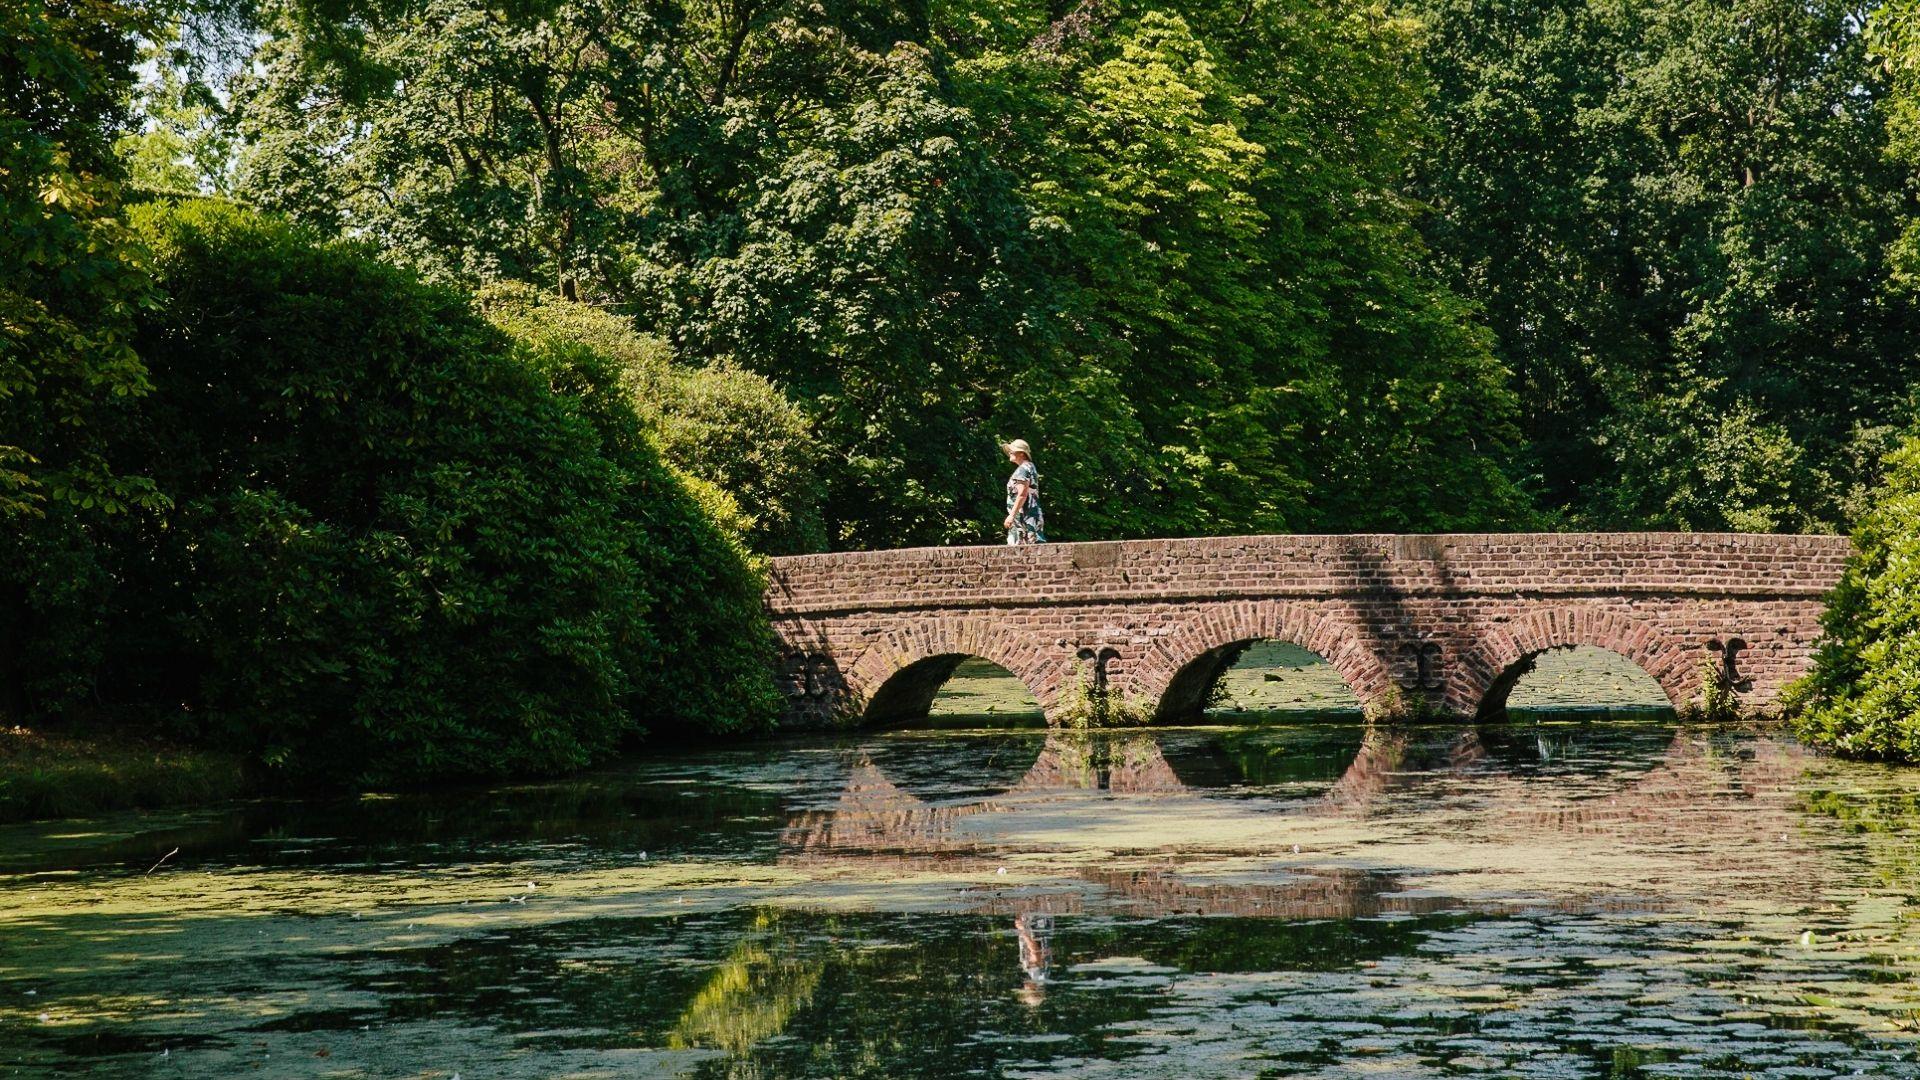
[96,200,777,784]
[477,285,827,555]
[1793,436,1920,760]
[0,510,115,720]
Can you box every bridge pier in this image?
[766,534,1849,728]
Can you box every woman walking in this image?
[1002,439,1046,545]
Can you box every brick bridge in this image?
[766,533,1851,726]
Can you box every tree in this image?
[0,0,160,519]
[223,0,1535,547]
[233,1,1060,545]
[953,11,1303,534]
[655,43,1141,545]
[116,21,243,197]
[1,0,172,721]
[1405,0,1920,530]
[235,0,647,298]
[946,1,1533,535]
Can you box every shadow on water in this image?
[0,774,791,877]
[0,707,1709,886]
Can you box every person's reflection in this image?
[1015,911,1053,1006]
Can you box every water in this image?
[7,704,1920,1075]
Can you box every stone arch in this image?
[1467,607,1697,718]
[1138,601,1391,722]
[845,618,1064,726]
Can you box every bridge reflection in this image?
[781,724,1815,919]
[674,722,1822,1043]
[782,733,1194,857]
[785,726,1466,858]
[764,718,1812,1014]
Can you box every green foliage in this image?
[1593,379,1816,533]
[975,1,1534,535]
[655,363,828,554]
[657,42,1084,546]
[1693,656,1739,723]
[0,0,164,520]
[1787,0,1920,759]
[1793,437,1920,761]
[958,11,1296,533]
[1055,660,1150,730]
[231,0,646,298]
[1875,0,1920,293]
[223,0,1534,546]
[477,284,827,554]
[1406,0,1920,531]
[1364,684,1445,723]
[99,200,778,784]
[0,511,116,721]
[1,0,173,723]
[116,26,239,197]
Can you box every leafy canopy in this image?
[226,0,1536,546]
[1405,0,1920,531]
[0,0,163,520]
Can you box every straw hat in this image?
[1002,438,1032,455]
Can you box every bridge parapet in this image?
[766,533,1851,726]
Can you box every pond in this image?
[4,662,1920,1077]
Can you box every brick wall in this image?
[765,533,1853,726]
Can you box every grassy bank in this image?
[0,726,251,823]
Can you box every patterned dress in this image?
[1006,460,1046,545]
